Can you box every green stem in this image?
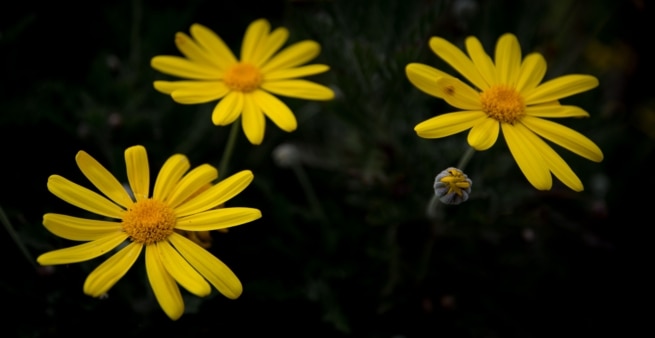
[0,206,37,268]
[218,119,241,177]
[456,146,476,171]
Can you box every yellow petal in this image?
[240,18,270,63]
[190,23,237,66]
[261,80,334,100]
[252,89,297,132]
[174,32,220,68]
[43,213,121,241]
[166,164,218,209]
[521,129,584,191]
[171,81,230,104]
[37,231,129,265]
[83,241,142,297]
[260,40,320,73]
[525,105,590,118]
[176,207,262,231]
[414,111,486,139]
[516,53,546,93]
[174,170,254,217]
[47,175,125,219]
[212,91,244,126]
[169,233,242,299]
[145,245,184,320]
[494,33,522,86]
[125,145,150,201]
[405,63,453,98]
[153,154,190,201]
[252,26,289,67]
[467,117,499,150]
[154,80,211,95]
[501,123,552,190]
[523,74,599,105]
[434,77,483,110]
[151,56,222,80]
[520,115,603,162]
[429,36,488,90]
[157,241,211,297]
[76,151,133,208]
[241,95,265,145]
[465,36,495,89]
[265,64,330,81]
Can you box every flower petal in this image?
[153,154,190,201]
[145,244,184,320]
[265,64,330,81]
[151,56,222,80]
[47,175,125,219]
[434,77,483,110]
[212,91,244,126]
[429,36,488,90]
[260,40,320,73]
[522,129,584,191]
[37,231,129,265]
[169,233,242,299]
[43,213,122,241]
[252,89,297,132]
[501,123,552,190]
[76,150,134,208]
[174,170,254,217]
[83,241,142,297]
[176,207,262,231]
[171,81,230,104]
[240,18,270,63]
[252,26,289,67]
[190,23,237,67]
[125,146,150,201]
[523,74,599,105]
[175,32,221,69]
[465,36,495,89]
[166,164,218,209]
[525,105,590,118]
[516,53,547,93]
[157,241,211,297]
[467,117,499,150]
[261,80,334,100]
[241,95,265,145]
[494,33,522,86]
[154,80,210,95]
[414,111,487,139]
[520,115,603,162]
[405,63,453,98]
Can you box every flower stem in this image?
[0,206,37,268]
[218,119,241,177]
[456,146,476,171]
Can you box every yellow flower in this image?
[37,145,261,320]
[406,33,604,191]
[151,18,335,145]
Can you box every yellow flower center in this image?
[122,199,177,245]
[479,85,525,124]
[439,168,471,197]
[223,62,263,92]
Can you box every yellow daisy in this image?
[406,33,604,191]
[37,145,261,320]
[151,18,335,145]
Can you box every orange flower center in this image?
[122,199,176,245]
[223,62,263,92]
[479,85,525,124]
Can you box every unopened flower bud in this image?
[434,167,472,205]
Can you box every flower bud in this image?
[434,167,472,205]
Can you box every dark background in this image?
[1,0,652,337]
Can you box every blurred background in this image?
[1,0,652,337]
